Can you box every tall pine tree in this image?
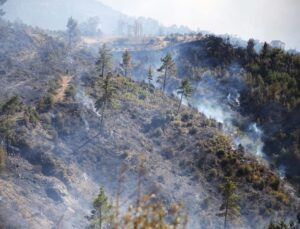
[157,53,176,92]
[177,78,193,114]
[121,50,132,77]
[96,44,112,78]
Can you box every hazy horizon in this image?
[99,0,300,50]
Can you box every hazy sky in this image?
[100,0,300,49]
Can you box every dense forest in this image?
[175,36,300,192]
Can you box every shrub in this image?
[162,148,176,159]
[236,164,253,177]
[37,95,54,112]
[269,175,280,191]
[181,113,192,122]
[65,85,76,98]
[272,191,289,205]
[0,147,7,168]
[153,128,163,138]
[207,168,218,180]
[189,127,197,135]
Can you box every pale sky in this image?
[99,0,300,50]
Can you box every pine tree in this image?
[96,44,112,78]
[0,96,20,152]
[157,53,176,92]
[95,72,116,127]
[219,178,240,229]
[0,117,15,153]
[92,187,111,229]
[121,50,132,77]
[177,78,193,114]
[1,96,21,115]
[0,0,7,17]
[66,17,79,49]
[267,221,298,229]
[0,146,6,168]
[147,66,153,88]
[246,38,256,61]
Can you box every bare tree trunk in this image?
[177,93,183,114]
[224,198,229,229]
[163,68,167,92]
[99,204,102,229]
[101,62,105,78]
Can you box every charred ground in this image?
[0,20,299,229]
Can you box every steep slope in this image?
[170,37,300,194]
[0,22,299,229]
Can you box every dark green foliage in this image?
[0,97,20,152]
[177,78,193,113]
[246,39,256,61]
[157,53,176,92]
[267,221,298,229]
[0,146,6,168]
[121,50,132,77]
[90,187,111,229]
[177,35,300,192]
[95,73,117,127]
[37,95,54,112]
[147,65,153,88]
[96,44,112,78]
[219,178,240,229]
[1,96,22,115]
[24,106,40,127]
[65,84,76,98]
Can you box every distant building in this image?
[270,40,285,49]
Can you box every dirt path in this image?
[54,75,72,102]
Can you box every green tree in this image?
[121,49,132,77]
[157,53,176,92]
[147,66,153,88]
[1,96,22,115]
[259,42,271,76]
[0,115,16,151]
[0,96,20,152]
[0,0,7,17]
[96,44,112,78]
[219,178,240,229]
[246,38,256,61]
[66,17,79,49]
[23,106,39,127]
[92,187,111,229]
[177,78,193,114]
[267,221,298,229]
[0,146,6,168]
[95,72,116,127]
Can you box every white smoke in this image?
[187,73,266,157]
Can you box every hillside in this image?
[0,19,300,229]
